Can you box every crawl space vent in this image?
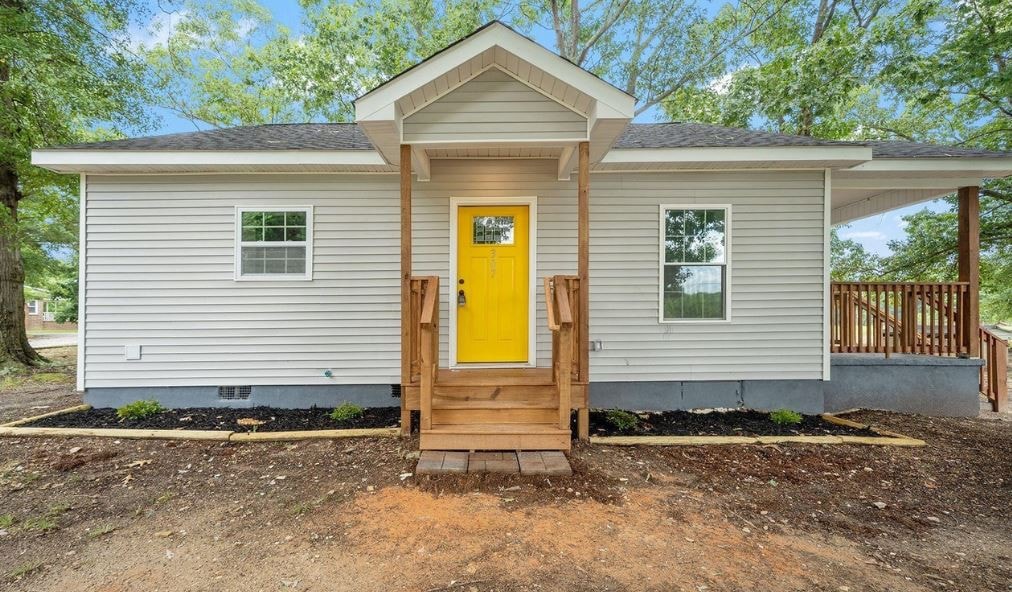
[218,385,252,401]
[390,384,402,399]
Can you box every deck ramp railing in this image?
[980,327,1008,412]
[830,282,970,356]
[831,281,1008,412]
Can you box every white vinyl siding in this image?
[402,69,587,143]
[591,170,826,381]
[83,175,401,388]
[82,166,826,389]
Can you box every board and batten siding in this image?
[402,69,587,143]
[590,170,826,381]
[83,174,402,388]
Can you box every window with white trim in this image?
[236,207,313,279]
[661,206,728,321]
[27,300,39,315]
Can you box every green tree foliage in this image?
[659,0,1009,322]
[662,0,940,136]
[142,0,503,126]
[518,0,792,116]
[1,0,150,366]
[830,228,880,281]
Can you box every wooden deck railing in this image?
[546,275,579,430]
[980,327,1008,412]
[407,276,439,429]
[830,282,971,356]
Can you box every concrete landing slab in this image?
[416,451,572,476]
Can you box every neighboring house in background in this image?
[24,288,77,333]
[31,22,1010,451]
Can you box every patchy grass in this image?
[7,561,43,580]
[0,514,14,528]
[87,525,116,538]
[21,516,57,532]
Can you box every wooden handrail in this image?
[407,276,439,431]
[546,275,578,432]
[544,276,560,331]
[554,281,574,326]
[980,327,1008,413]
[419,276,437,327]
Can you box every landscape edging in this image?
[589,413,926,447]
[0,405,401,441]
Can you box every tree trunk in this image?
[0,164,42,366]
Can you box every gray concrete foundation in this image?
[84,354,983,417]
[824,354,983,417]
[589,379,825,414]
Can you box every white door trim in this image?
[449,196,538,368]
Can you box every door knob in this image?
[457,290,467,306]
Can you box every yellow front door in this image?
[456,205,530,363]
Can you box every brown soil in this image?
[1,350,1010,591]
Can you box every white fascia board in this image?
[833,175,984,190]
[601,146,873,165]
[31,149,387,171]
[355,23,634,122]
[847,158,1012,174]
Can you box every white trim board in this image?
[448,196,538,368]
[31,149,388,173]
[77,173,87,391]
[823,169,832,381]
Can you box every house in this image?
[24,288,77,333]
[32,22,1011,450]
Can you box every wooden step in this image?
[436,368,554,386]
[431,407,558,425]
[432,384,558,407]
[421,423,571,451]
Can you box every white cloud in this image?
[841,230,887,240]
[707,72,734,95]
[126,10,189,52]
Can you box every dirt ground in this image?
[2,348,1010,591]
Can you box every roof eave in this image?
[31,149,390,173]
[599,146,874,169]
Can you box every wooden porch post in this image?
[577,141,590,441]
[400,144,413,435]
[958,186,980,357]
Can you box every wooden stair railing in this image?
[546,275,578,432]
[407,276,439,431]
[831,282,970,356]
[980,327,1008,413]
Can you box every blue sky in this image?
[132,0,932,256]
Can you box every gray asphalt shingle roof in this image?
[46,122,1011,159]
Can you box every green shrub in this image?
[116,400,165,421]
[605,409,639,431]
[769,409,803,426]
[329,402,364,422]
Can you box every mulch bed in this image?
[587,409,879,437]
[24,406,401,432]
